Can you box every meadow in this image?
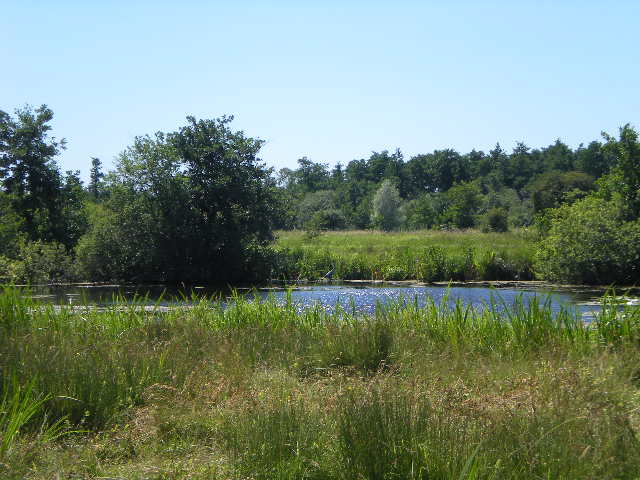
[273,229,537,281]
[2,287,640,479]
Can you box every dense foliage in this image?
[1,107,282,284]
[78,116,281,283]
[0,106,86,283]
[273,124,640,284]
[278,140,606,232]
[536,125,640,284]
[1,102,638,284]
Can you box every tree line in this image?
[0,106,281,284]
[1,104,638,284]
[277,139,609,232]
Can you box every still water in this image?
[22,282,636,321]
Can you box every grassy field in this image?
[273,229,537,281]
[2,287,640,478]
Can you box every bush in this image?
[440,181,482,229]
[308,209,347,231]
[480,207,509,233]
[0,240,77,284]
[403,194,439,230]
[535,197,640,284]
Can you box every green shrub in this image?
[415,246,446,281]
[480,207,509,233]
[308,209,347,231]
[0,240,77,284]
[535,197,640,284]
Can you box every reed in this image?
[1,287,640,478]
[273,229,536,281]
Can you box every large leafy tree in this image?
[440,181,482,229]
[534,125,640,284]
[425,149,470,192]
[574,141,611,177]
[0,192,24,257]
[535,197,640,284]
[404,193,440,229]
[529,170,594,213]
[296,190,337,228]
[291,157,330,194]
[601,124,640,220]
[505,142,540,190]
[78,115,281,283]
[541,139,574,172]
[0,105,66,242]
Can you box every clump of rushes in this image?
[1,286,640,478]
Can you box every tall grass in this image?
[0,375,71,459]
[2,286,640,478]
[273,230,535,281]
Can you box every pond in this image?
[19,282,640,321]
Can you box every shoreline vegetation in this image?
[2,288,640,478]
[272,229,536,282]
[1,106,640,287]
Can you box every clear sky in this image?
[3,1,639,180]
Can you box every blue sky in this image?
[3,1,639,179]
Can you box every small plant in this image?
[0,375,70,458]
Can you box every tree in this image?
[541,139,574,172]
[484,143,508,185]
[371,180,403,231]
[574,141,611,177]
[535,197,640,284]
[88,157,105,199]
[78,115,281,284]
[418,149,470,193]
[292,157,330,193]
[482,187,533,227]
[0,192,24,257]
[351,194,373,229]
[0,105,66,242]
[601,124,640,220]
[529,170,595,213]
[506,142,539,190]
[440,182,482,229]
[297,190,337,228]
[57,170,88,249]
[480,207,509,233]
[404,193,440,230]
[308,209,347,231]
[366,149,406,193]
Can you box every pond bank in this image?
[3,287,640,478]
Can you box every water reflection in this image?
[17,282,632,321]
